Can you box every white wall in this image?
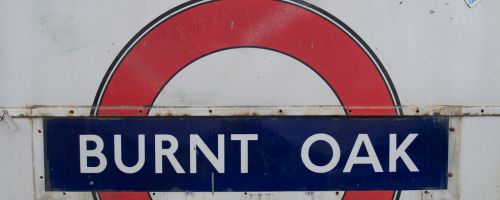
[1,0,499,199]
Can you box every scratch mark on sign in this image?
[211,172,215,195]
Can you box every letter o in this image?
[301,133,341,173]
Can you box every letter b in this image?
[80,135,107,173]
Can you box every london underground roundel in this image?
[92,0,403,200]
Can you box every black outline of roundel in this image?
[91,0,402,116]
[91,0,403,199]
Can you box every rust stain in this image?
[2,105,500,117]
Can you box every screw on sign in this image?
[92,0,402,200]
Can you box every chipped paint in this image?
[2,105,500,118]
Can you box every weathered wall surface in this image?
[1,0,499,199]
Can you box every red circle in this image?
[94,0,400,199]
